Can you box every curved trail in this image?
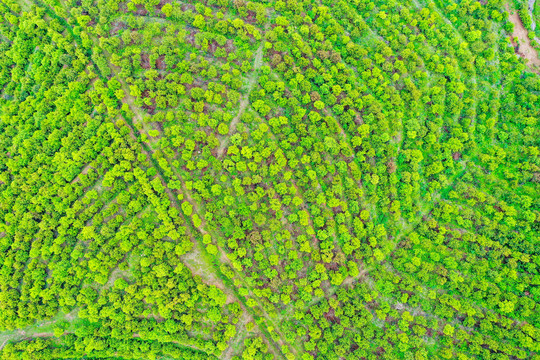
[507,4,540,68]
[217,37,266,158]
[530,0,537,30]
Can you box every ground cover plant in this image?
[0,0,539,359]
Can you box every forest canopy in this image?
[0,0,539,359]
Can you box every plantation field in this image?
[0,0,539,359]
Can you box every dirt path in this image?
[102,266,131,291]
[508,5,540,67]
[180,243,236,304]
[0,332,53,351]
[221,311,253,360]
[109,62,149,131]
[0,308,79,351]
[133,333,207,353]
[213,247,292,359]
[217,37,265,158]
[99,21,289,358]
[101,49,241,306]
[529,0,537,30]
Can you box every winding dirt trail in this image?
[529,0,537,30]
[507,5,540,68]
[217,35,266,158]
[0,308,79,351]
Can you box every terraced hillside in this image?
[0,0,539,359]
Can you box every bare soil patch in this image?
[508,6,540,68]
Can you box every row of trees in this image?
[0,2,251,359]
[0,0,538,358]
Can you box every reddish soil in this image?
[508,7,540,68]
